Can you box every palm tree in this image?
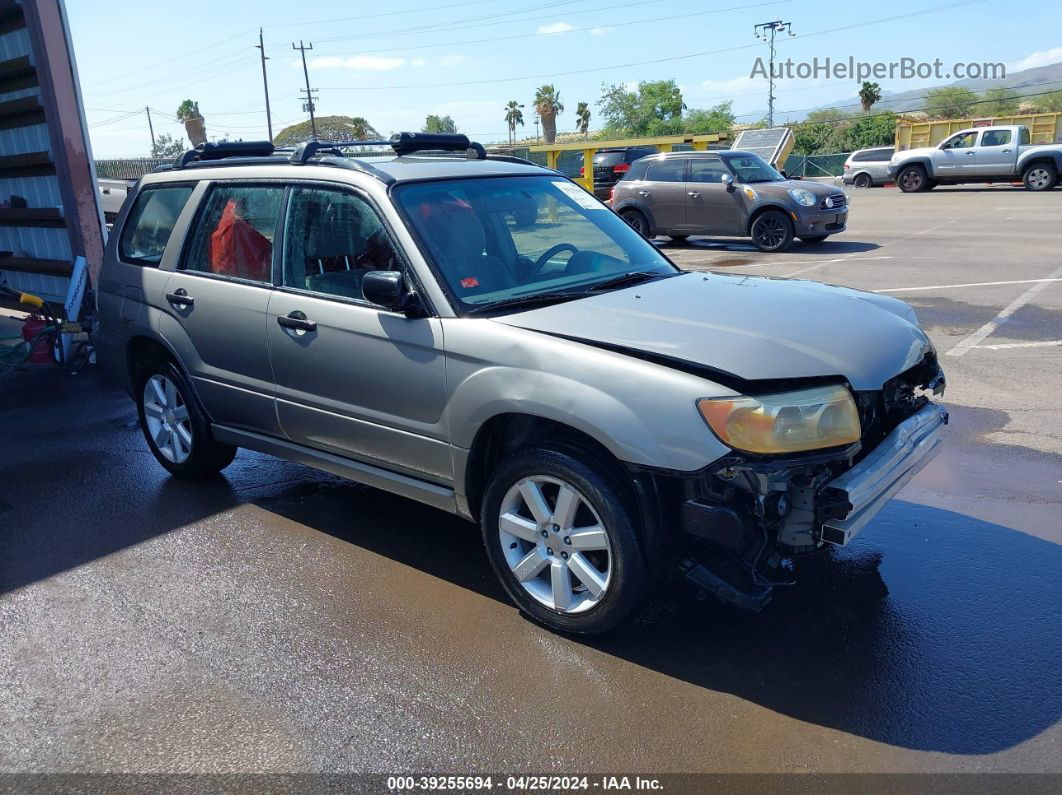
[504,100,525,145]
[175,99,206,146]
[350,117,380,140]
[859,81,882,115]
[534,85,564,144]
[575,101,591,138]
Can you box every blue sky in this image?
[68,0,1062,157]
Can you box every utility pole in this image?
[753,20,794,128]
[256,29,273,142]
[292,40,317,139]
[145,106,156,154]
[534,115,540,143]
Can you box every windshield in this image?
[722,153,785,183]
[394,176,678,313]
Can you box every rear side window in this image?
[645,159,686,182]
[118,185,193,266]
[182,184,284,283]
[981,130,1011,147]
[1020,127,1031,145]
[854,148,893,162]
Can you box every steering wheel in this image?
[533,243,579,275]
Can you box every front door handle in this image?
[277,310,317,332]
[638,190,650,197]
[688,191,700,198]
[1002,148,1011,153]
[165,288,194,307]
[966,151,976,156]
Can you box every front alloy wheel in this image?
[498,476,612,614]
[750,210,794,252]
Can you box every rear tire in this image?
[750,209,794,252]
[619,208,651,238]
[135,357,236,479]
[853,173,872,188]
[481,445,648,635]
[898,165,928,192]
[1022,163,1057,191]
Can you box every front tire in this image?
[898,165,928,192]
[481,445,647,635]
[135,357,236,479]
[750,210,794,252]
[619,208,651,238]
[1023,163,1057,191]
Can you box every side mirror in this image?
[720,173,734,189]
[779,169,788,179]
[363,270,412,313]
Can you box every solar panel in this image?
[731,127,794,166]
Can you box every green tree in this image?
[1030,91,1062,112]
[859,81,882,114]
[423,114,458,134]
[174,99,200,121]
[804,108,853,124]
[923,86,978,119]
[150,132,186,158]
[575,101,591,138]
[175,99,205,146]
[979,87,1018,117]
[534,85,564,143]
[844,111,897,150]
[504,100,525,144]
[682,101,735,134]
[597,79,684,137]
[274,115,379,146]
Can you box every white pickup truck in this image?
[888,125,1062,192]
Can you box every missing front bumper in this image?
[821,403,948,545]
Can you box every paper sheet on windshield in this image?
[552,180,605,210]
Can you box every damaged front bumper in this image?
[820,402,948,545]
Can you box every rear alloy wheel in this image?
[1023,163,1057,191]
[898,165,928,192]
[481,446,647,634]
[136,358,236,479]
[750,210,794,252]
[620,209,650,238]
[853,173,872,188]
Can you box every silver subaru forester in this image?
[96,133,947,634]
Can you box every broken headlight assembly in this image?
[697,384,861,454]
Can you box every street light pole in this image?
[753,20,794,128]
[145,106,156,154]
[256,29,273,142]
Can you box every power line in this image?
[319,0,988,90]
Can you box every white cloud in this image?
[411,57,428,68]
[1008,46,1062,73]
[439,54,467,67]
[538,22,575,35]
[308,54,406,71]
[589,27,612,36]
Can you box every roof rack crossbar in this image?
[173,140,274,169]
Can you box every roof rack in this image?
[173,140,274,169]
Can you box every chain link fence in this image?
[95,159,170,180]
[782,153,850,179]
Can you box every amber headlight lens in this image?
[698,384,861,454]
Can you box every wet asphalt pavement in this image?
[1,186,1061,774]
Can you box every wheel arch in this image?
[896,157,935,179]
[612,199,657,234]
[1018,153,1062,173]
[746,202,793,235]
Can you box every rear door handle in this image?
[165,288,194,307]
[638,190,650,197]
[688,191,700,198]
[277,310,317,332]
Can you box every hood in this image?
[777,179,842,198]
[495,272,931,391]
[894,146,937,161]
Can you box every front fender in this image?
[892,156,935,179]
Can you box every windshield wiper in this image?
[585,270,668,292]
[465,290,581,316]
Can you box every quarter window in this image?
[281,187,400,301]
[645,159,686,182]
[183,184,283,282]
[980,130,1012,147]
[689,158,730,183]
[118,185,193,266]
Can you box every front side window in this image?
[721,153,785,183]
[689,158,730,183]
[943,132,977,149]
[645,159,686,182]
[282,186,400,301]
[118,185,193,266]
[183,184,283,282]
[980,130,1012,147]
[394,176,678,313]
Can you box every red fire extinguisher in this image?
[21,313,52,363]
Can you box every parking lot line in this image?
[974,340,1062,351]
[876,278,1062,294]
[781,255,892,278]
[946,263,1062,358]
